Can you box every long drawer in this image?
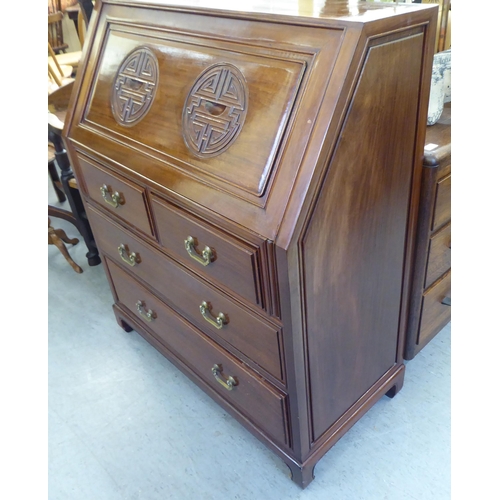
[425,223,451,289]
[106,258,289,447]
[431,173,451,231]
[87,205,283,381]
[419,271,451,346]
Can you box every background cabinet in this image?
[405,102,451,360]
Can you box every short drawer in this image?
[425,223,451,289]
[76,154,154,237]
[419,271,451,346]
[107,259,289,447]
[151,194,265,309]
[431,173,451,231]
[88,206,283,381]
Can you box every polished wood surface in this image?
[64,0,438,487]
[106,257,289,446]
[405,102,451,360]
[152,194,267,309]
[86,205,284,382]
[432,173,451,231]
[302,29,423,441]
[76,154,154,237]
[425,223,451,289]
[419,270,451,345]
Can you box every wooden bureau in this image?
[405,102,451,360]
[63,0,438,487]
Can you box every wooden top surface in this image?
[424,102,451,166]
[66,0,438,244]
[103,0,437,23]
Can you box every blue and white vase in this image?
[427,48,451,126]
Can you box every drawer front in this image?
[106,258,289,446]
[76,154,154,237]
[432,174,451,231]
[151,194,264,309]
[87,206,283,381]
[419,271,451,346]
[425,223,451,289]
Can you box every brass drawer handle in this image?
[118,244,140,266]
[100,184,124,208]
[184,236,213,266]
[136,300,156,322]
[212,364,238,391]
[199,301,227,329]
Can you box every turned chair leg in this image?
[48,159,67,203]
[49,124,101,267]
[48,218,83,273]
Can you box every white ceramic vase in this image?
[427,49,451,126]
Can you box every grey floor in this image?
[48,183,451,500]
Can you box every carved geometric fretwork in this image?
[182,63,248,158]
[111,47,158,127]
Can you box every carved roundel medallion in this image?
[182,63,248,158]
[111,47,159,127]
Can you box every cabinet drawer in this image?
[425,223,451,289]
[77,154,154,237]
[419,271,451,346]
[107,259,289,446]
[88,206,283,381]
[151,194,264,309]
[432,173,451,231]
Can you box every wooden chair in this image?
[48,108,82,273]
[48,41,74,91]
[48,81,73,200]
[49,143,66,203]
[48,2,67,53]
[65,0,94,48]
[48,217,83,274]
[48,11,82,79]
[48,82,101,269]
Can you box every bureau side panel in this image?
[300,32,424,441]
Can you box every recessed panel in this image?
[84,25,306,197]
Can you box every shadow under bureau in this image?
[63,0,438,487]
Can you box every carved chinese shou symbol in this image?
[183,63,248,158]
[111,47,159,127]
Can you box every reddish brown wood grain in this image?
[76,153,154,237]
[151,194,266,310]
[87,205,284,382]
[64,0,438,487]
[300,30,424,441]
[425,223,451,289]
[107,257,289,446]
[405,102,451,360]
